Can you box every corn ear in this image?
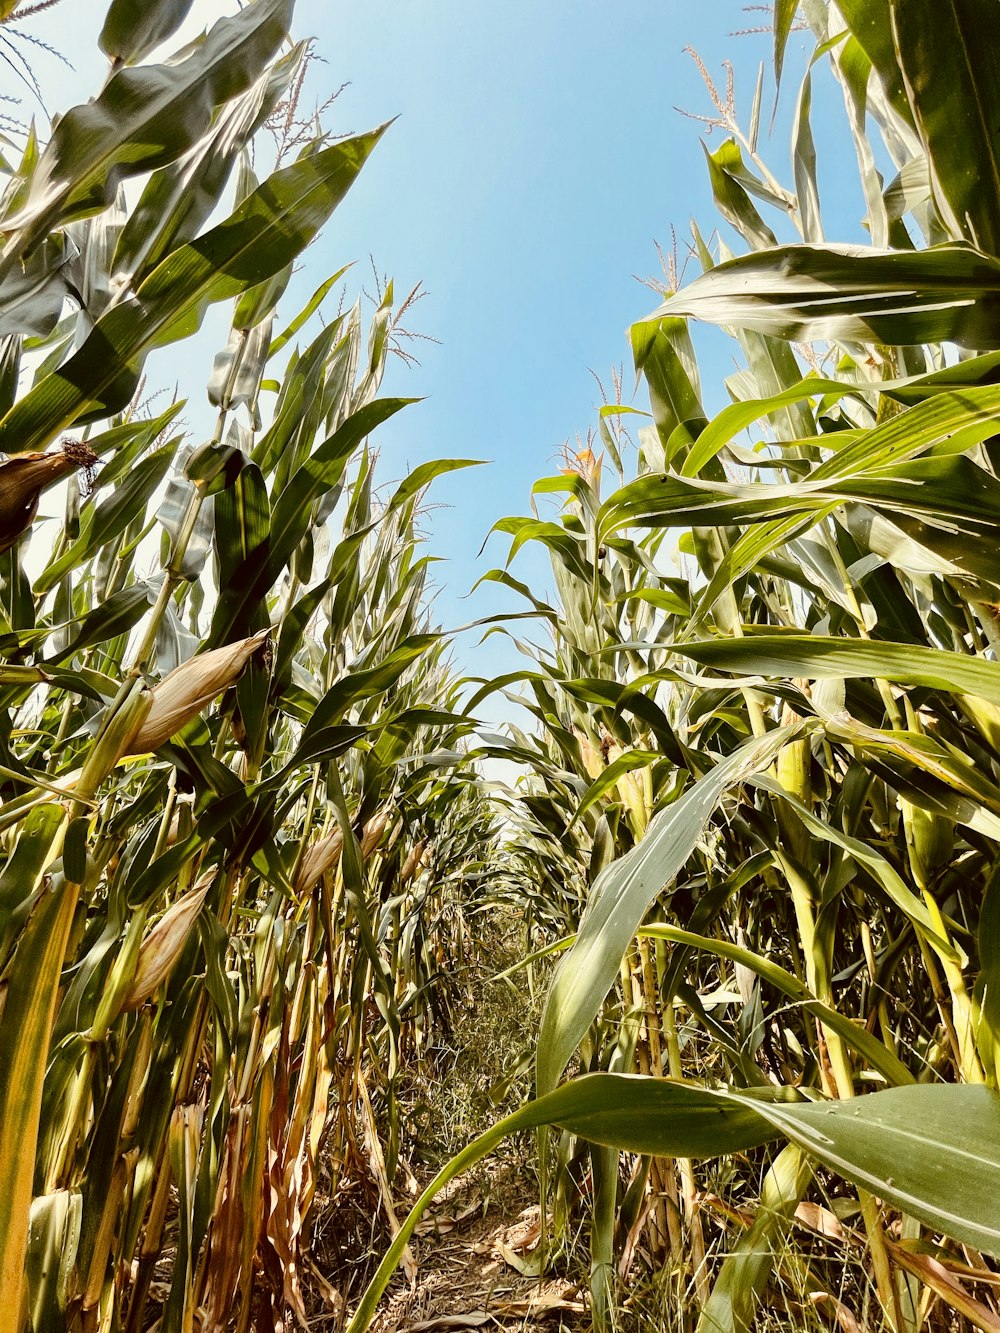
[79,682,153,799]
[361,808,393,856]
[122,629,269,755]
[294,808,391,895]
[123,876,213,1010]
[399,838,427,885]
[576,730,604,781]
[0,439,96,553]
[294,830,344,895]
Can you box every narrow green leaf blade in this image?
[891,0,1000,254]
[536,727,795,1096]
[646,242,1000,348]
[773,0,801,93]
[99,0,196,64]
[0,811,72,1309]
[347,1078,1000,1330]
[672,634,1000,708]
[746,1083,1000,1256]
[0,126,389,453]
[3,0,292,247]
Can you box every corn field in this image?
[2,0,1000,1330]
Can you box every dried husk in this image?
[576,729,603,781]
[163,800,194,847]
[0,439,97,553]
[122,629,270,755]
[399,838,428,886]
[293,809,393,895]
[360,809,393,857]
[122,876,213,1010]
[294,830,344,895]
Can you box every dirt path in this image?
[306,1155,589,1333]
[368,1168,586,1333]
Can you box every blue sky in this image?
[12,2,863,700]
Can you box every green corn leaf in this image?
[891,0,1000,255]
[113,46,305,287]
[99,0,196,65]
[268,410,420,554]
[1,0,293,257]
[25,1189,82,1333]
[296,634,440,750]
[639,923,916,1085]
[751,773,955,952]
[810,382,1000,479]
[0,809,72,1312]
[688,512,831,631]
[386,457,485,512]
[773,0,801,94]
[838,0,915,124]
[977,863,1000,1083]
[250,316,347,475]
[697,1144,811,1333]
[791,67,822,242]
[213,462,270,599]
[562,676,684,762]
[349,1077,1000,1331]
[0,233,76,339]
[744,1082,1000,1255]
[820,714,1000,829]
[270,576,333,692]
[598,454,1000,551]
[704,138,778,250]
[0,125,388,454]
[0,802,67,959]
[645,242,1000,348]
[346,1074,783,1333]
[536,727,796,1097]
[49,579,162,662]
[671,633,1000,708]
[209,397,411,647]
[680,374,854,477]
[34,443,175,594]
[569,749,659,831]
[267,266,351,358]
[630,314,707,461]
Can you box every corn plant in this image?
[0,3,497,1328]
[352,4,1000,1332]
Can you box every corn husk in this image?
[123,876,213,1010]
[84,682,152,794]
[0,439,97,553]
[164,800,194,847]
[360,809,393,857]
[293,809,393,895]
[122,629,269,755]
[399,839,428,886]
[294,830,345,895]
[576,729,604,781]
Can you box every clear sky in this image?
[8,2,863,699]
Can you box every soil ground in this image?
[366,1159,586,1333]
[304,912,591,1331]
